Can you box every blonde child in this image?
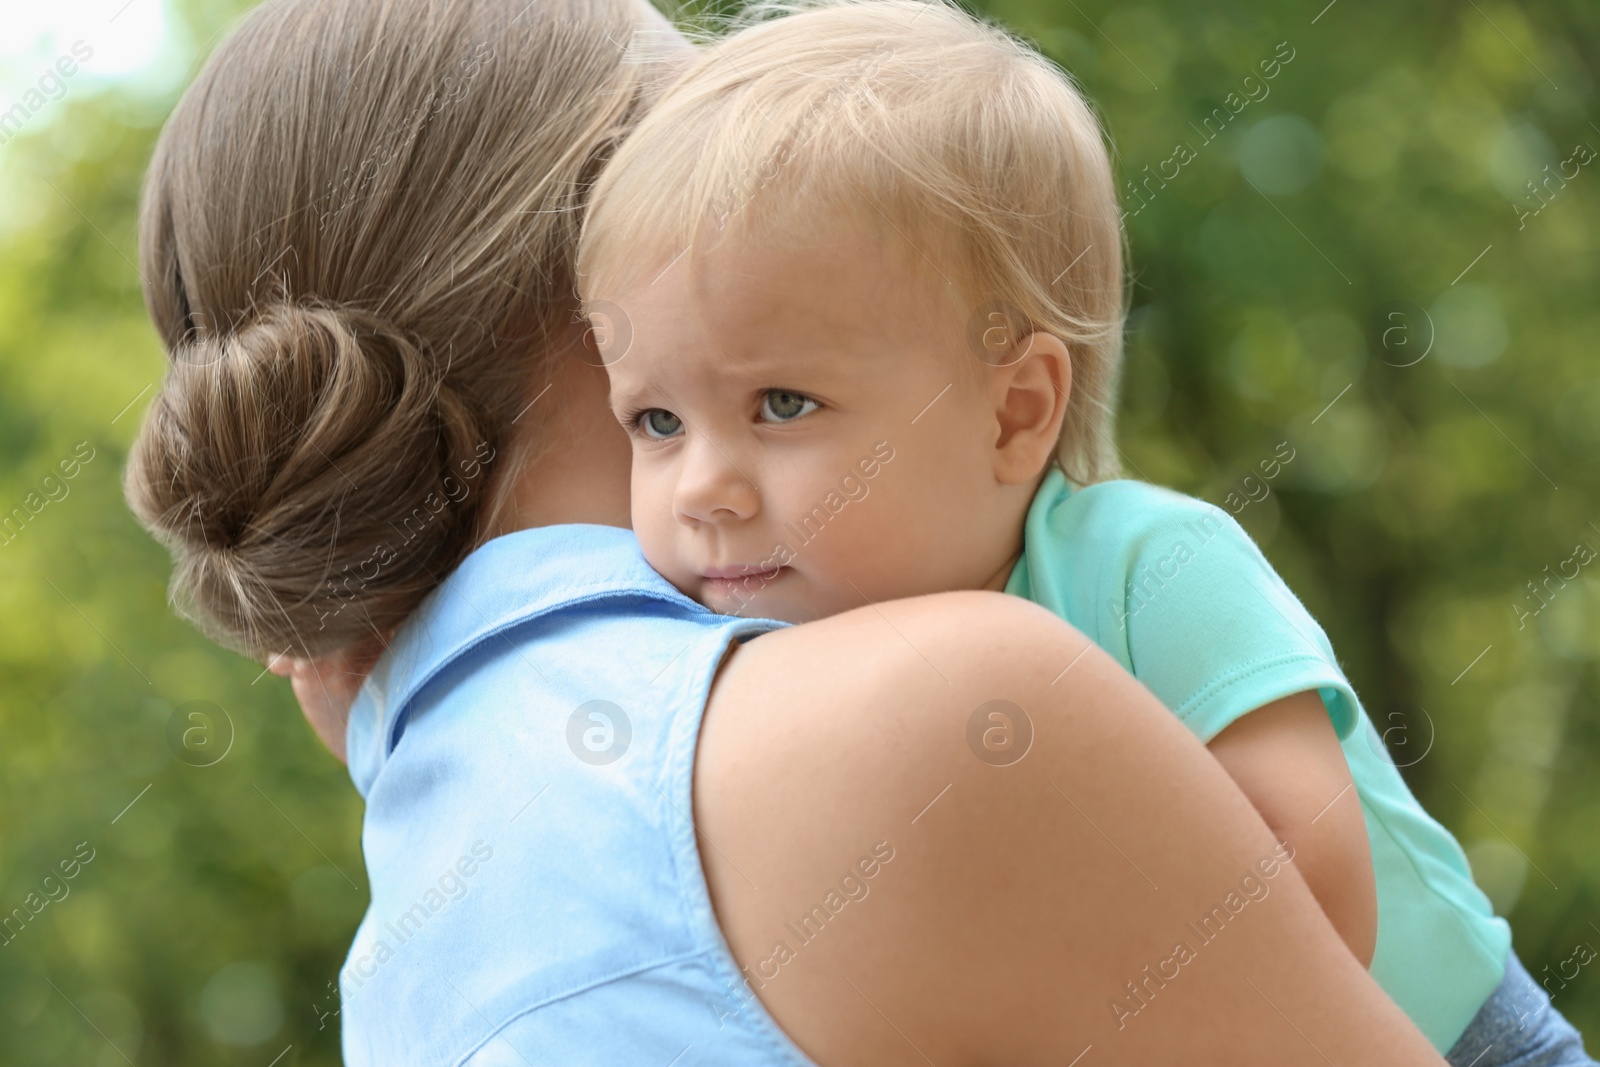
[576,1,1592,1061]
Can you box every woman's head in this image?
[127,0,688,660]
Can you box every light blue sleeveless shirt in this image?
[337,524,814,1065]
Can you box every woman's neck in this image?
[485,340,634,535]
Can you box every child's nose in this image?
[673,435,760,525]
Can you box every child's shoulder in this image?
[1039,473,1237,549]
[1066,476,1222,515]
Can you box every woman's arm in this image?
[697,590,1443,1066]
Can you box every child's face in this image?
[594,232,1038,623]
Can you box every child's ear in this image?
[989,331,1071,485]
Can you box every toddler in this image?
[576,1,1594,1062]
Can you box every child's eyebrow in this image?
[605,377,664,415]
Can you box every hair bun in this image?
[126,303,496,659]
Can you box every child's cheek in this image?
[631,479,677,573]
[824,486,897,578]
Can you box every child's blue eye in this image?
[760,390,818,423]
[638,409,683,439]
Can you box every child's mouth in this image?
[700,565,788,601]
[702,564,783,579]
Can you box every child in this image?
[576,0,1594,1061]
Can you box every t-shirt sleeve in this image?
[1112,488,1362,744]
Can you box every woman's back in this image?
[340,523,808,1064]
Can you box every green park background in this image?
[1,0,1596,1060]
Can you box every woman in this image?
[125,0,1453,1062]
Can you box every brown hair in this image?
[126,0,676,660]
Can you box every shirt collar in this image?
[344,523,693,798]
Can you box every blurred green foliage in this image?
[0,0,1596,1061]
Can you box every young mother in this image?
[126,0,1448,1063]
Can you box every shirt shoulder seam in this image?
[1172,650,1350,731]
[1173,650,1331,711]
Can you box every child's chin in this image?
[697,572,816,623]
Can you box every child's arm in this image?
[1207,688,1378,967]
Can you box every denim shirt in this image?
[338,524,813,1066]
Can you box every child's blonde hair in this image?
[579,0,1126,486]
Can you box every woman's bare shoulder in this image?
[696,590,1085,1063]
[694,590,1446,1067]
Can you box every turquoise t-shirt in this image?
[1005,467,1512,1052]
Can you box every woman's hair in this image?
[127,0,674,660]
[578,0,1127,488]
